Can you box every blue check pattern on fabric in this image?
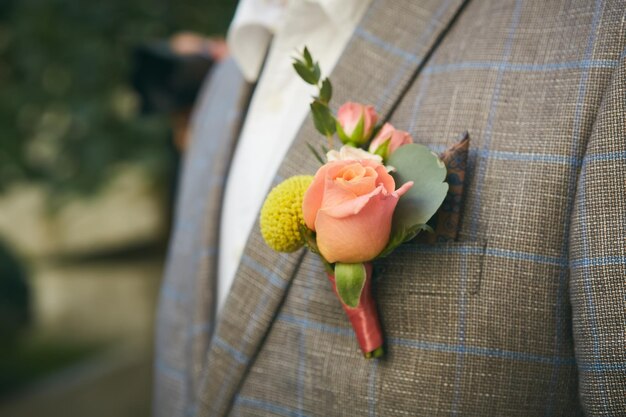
[155,0,626,416]
[227,0,625,415]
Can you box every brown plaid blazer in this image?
[154,1,626,416]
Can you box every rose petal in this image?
[322,185,385,219]
[315,187,399,263]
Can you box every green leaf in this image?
[335,263,367,308]
[388,144,448,233]
[336,113,365,145]
[312,62,321,84]
[377,223,432,258]
[336,119,350,143]
[306,142,325,165]
[293,61,318,85]
[372,138,391,160]
[303,46,313,67]
[350,114,365,144]
[300,224,319,253]
[292,57,306,69]
[299,225,334,273]
[310,100,336,136]
[319,78,332,104]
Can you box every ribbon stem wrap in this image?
[327,262,384,358]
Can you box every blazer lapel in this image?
[196,1,469,415]
[154,58,252,417]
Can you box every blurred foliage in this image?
[0,335,100,398]
[0,0,236,201]
[0,240,30,345]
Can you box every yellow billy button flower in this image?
[260,175,314,252]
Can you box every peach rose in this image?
[336,102,378,146]
[302,159,413,263]
[368,123,413,159]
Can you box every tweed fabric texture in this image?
[156,0,626,416]
[195,1,471,415]
[153,58,251,417]
[569,55,626,415]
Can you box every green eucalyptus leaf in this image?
[293,61,318,85]
[319,78,332,104]
[310,100,336,136]
[388,144,448,233]
[335,263,366,308]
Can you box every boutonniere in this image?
[260,48,448,358]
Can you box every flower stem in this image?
[326,133,334,150]
[364,346,384,359]
[327,262,384,358]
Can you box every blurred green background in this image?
[0,0,236,415]
[0,0,234,199]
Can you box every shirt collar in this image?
[227,0,288,82]
[228,0,361,82]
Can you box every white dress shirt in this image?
[218,0,371,313]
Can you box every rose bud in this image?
[302,159,412,263]
[368,123,413,160]
[335,102,378,146]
